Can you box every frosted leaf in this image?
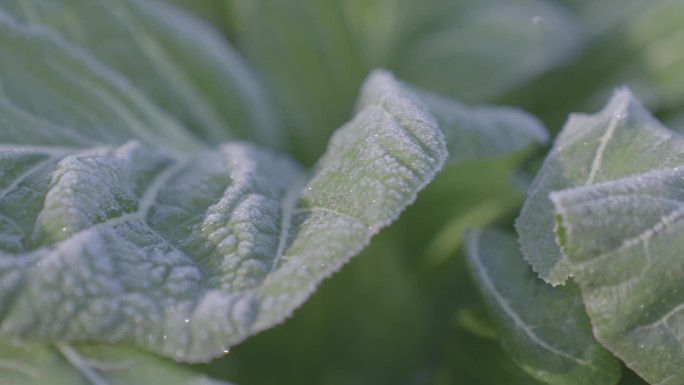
[517,88,684,285]
[520,89,684,384]
[253,70,448,331]
[0,71,447,362]
[0,0,545,368]
[552,167,684,384]
[0,141,300,362]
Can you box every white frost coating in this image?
[269,173,307,281]
[0,140,302,362]
[0,69,447,363]
[517,86,684,285]
[252,71,447,332]
[550,156,684,383]
[33,149,138,244]
[0,152,55,202]
[551,166,684,267]
[585,88,631,185]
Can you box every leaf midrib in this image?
[468,229,600,370]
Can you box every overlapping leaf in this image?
[517,88,684,285]
[553,167,684,384]
[519,88,684,384]
[465,229,620,385]
[0,64,448,363]
[0,0,557,383]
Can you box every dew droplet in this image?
[184,319,190,324]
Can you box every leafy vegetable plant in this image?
[1,0,684,384]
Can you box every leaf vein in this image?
[56,344,110,385]
[469,229,599,370]
[585,97,628,185]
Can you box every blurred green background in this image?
[161,1,684,384]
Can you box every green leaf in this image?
[0,141,301,362]
[551,159,684,380]
[465,228,620,385]
[0,0,282,147]
[517,88,684,285]
[447,325,545,385]
[384,0,581,102]
[251,70,448,331]
[163,0,235,38]
[412,88,548,164]
[228,0,579,163]
[0,342,231,385]
[0,10,198,152]
[0,70,446,363]
[552,171,684,384]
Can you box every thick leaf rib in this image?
[517,88,684,285]
[465,229,620,385]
